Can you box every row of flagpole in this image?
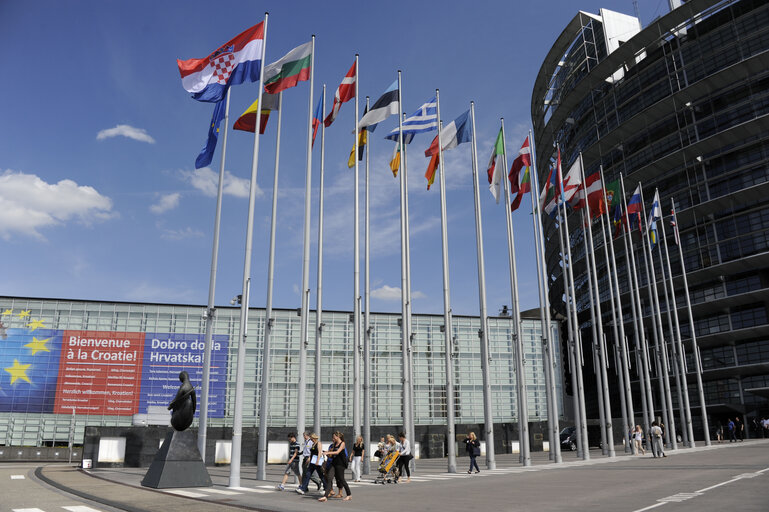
[179,15,713,486]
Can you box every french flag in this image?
[177,23,264,103]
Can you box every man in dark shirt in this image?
[277,433,302,490]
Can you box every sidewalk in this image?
[35,440,767,512]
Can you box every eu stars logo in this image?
[25,337,51,355]
[4,359,31,385]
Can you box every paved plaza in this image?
[1,440,768,512]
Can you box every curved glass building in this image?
[532,0,769,438]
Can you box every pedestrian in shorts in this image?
[277,433,301,490]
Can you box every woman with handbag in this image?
[319,431,351,502]
[464,432,481,474]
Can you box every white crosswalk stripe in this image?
[11,474,26,479]
[164,489,208,498]
[194,487,240,495]
[62,507,104,512]
[12,509,46,512]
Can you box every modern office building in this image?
[532,0,769,438]
[0,295,562,454]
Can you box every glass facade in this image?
[0,296,561,446]
[533,0,769,432]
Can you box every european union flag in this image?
[195,99,227,169]
[0,327,63,413]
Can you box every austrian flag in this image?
[177,22,264,103]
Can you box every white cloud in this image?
[180,167,256,198]
[96,124,156,144]
[150,192,181,214]
[158,226,204,241]
[0,170,114,240]
[371,285,425,301]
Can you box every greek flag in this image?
[385,97,437,144]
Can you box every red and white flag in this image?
[508,137,530,195]
[562,158,584,208]
[324,61,356,127]
[585,172,605,217]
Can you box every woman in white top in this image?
[632,425,645,455]
[395,431,412,483]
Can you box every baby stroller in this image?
[374,449,400,484]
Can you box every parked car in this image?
[560,425,603,451]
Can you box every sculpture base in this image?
[141,430,212,488]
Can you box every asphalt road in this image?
[2,440,768,512]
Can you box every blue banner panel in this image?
[139,333,229,418]
[0,327,63,413]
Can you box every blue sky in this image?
[0,1,667,316]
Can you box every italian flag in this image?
[263,41,312,94]
[487,127,505,203]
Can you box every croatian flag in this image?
[177,23,264,103]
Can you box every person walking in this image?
[727,418,736,442]
[395,431,412,483]
[464,432,480,474]
[736,417,745,441]
[296,433,324,495]
[632,425,645,456]
[650,421,666,458]
[319,431,351,502]
[299,432,321,492]
[350,435,365,482]
[276,433,301,490]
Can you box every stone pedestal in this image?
[141,430,212,488]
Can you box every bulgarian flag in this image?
[233,93,280,134]
[487,127,505,203]
[510,166,531,212]
[263,41,312,94]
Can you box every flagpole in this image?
[598,211,631,452]
[581,209,607,454]
[655,221,689,447]
[352,53,362,443]
[555,153,588,460]
[314,86,326,441]
[469,102,496,469]
[671,198,710,445]
[556,187,583,459]
[396,71,412,460]
[580,155,615,457]
[599,168,635,449]
[403,118,416,470]
[433,91,457,473]
[503,125,530,466]
[198,87,231,460]
[230,11,268,489]
[529,137,561,463]
[561,194,589,461]
[255,90,284,480]
[296,34,316,445]
[640,188,677,450]
[363,94,372,475]
[659,208,694,447]
[620,175,655,433]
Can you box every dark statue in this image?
[141,370,212,488]
[168,371,196,431]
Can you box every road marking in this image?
[632,466,769,512]
[12,509,46,512]
[63,507,104,512]
[11,474,26,479]
[195,488,240,495]
[227,487,272,494]
[165,489,208,498]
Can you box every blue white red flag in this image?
[312,95,323,148]
[626,184,643,215]
[178,23,264,103]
